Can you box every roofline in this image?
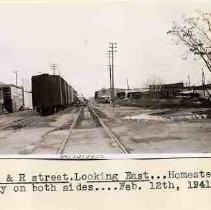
[1,84,23,89]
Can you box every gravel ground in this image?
[0,107,79,154]
[63,107,121,154]
[93,103,211,153]
[0,104,211,154]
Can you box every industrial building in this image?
[94,88,127,103]
[118,88,149,100]
[95,83,186,103]
[148,83,184,99]
[116,83,184,100]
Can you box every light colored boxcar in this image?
[3,84,24,113]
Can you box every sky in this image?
[0,0,211,97]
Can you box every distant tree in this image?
[167,11,211,73]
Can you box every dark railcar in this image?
[73,89,79,106]
[32,74,74,115]
[67,85,73,105]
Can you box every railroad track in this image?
[57,105,129,154]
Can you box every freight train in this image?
[32,74,78,115]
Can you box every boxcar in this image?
[32,74,74,115]
[2,84,24,113]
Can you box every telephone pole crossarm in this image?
[50,63,58,75]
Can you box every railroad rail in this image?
[88,105,130,154]
[57,107,83,154]
[57,105,130,154]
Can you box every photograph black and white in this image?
[0,0,211,154]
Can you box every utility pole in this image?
[21,79,25,109]
[50,63,58,75]
[187,75,191,87]
[109,42,117,104]
[127,78,129,90]
[14,71,18,86]
[50,63,62,104]
[107,50,112,102]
